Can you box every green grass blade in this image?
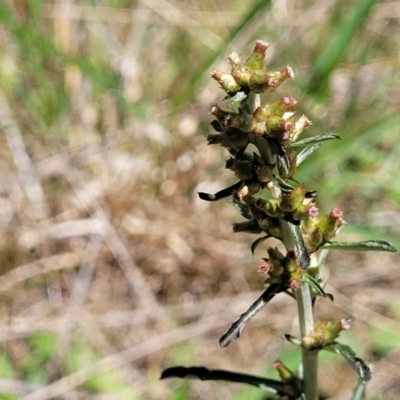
[177,0,273,105]
[307,0,379,97]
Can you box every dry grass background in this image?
[0,1,399,399]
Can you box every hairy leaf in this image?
[326,343,372,382]
[301,273,329,299]
[296,143,322,166]
[219,284,285,347]
[290,133,341,147]
[321,240,397,253]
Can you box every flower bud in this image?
[253,153,275,183]
[225,157,254,181]
[255,97,298,122]
[268,247,285,263]
[240,195,266,223]
[228,52,252,87]
[245,40,269,71]
[235,181,261,200]
[292,201,319,222]
[302,317,353,349]
[254,197,286,218]
[274,360,297,382]
[284,250,300,272]
[303,225,323,252]
[289,279,301,291]
[265,113,295,139]
[290,114,312,143]
[258,259,272,274]
[210,68,241,94]
[248,70,279,93]
[279,183,306,212]
[227,111,256,132]
[258,216,281,238]
[207,128,249,151]
[318,208,346,242]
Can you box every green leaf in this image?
[161,366,303,398]
[320,240,397,253]
[301,273,327,298]
[290,133,341,147]
[274,175,296,190]
[219,284,285,348]
[351,380,367,400]
[251,235,270,255]
[227,92,247,113]
[326,343,371,382]
[296,143,322,166]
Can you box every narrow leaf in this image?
[296,143,322,166]
[227,92,247,113]
[161,366,302,398]
[290,133,341,147]
[326,343,372,382]
[219,284,285,347]
[301,274,327,298]
[351,379,367,400]
[198,181,243,201]
[251,235,270,255]
[321,240,397,253]
[274,175,296,190]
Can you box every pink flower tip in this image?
[267,77,278,88]
[210,68,222,78]
[281,65,295,79]
[289,279,301,291]
[330,208,343,218]
[282,131,290,140]
[258,261,271,274]
[308,204,319,217]
[254,40,270,54]
[228,52,241,66]
[340,319,351,330]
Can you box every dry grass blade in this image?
[0,94,48,220]
[0,253,83,293]
[138,0,224,50]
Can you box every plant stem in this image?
[296,282,318,400]
[249,92,318,399]
[280,215,318,400]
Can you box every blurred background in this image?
[0,0,399,399]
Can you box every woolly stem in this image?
[249,92,318,400]
[281,220,318,400]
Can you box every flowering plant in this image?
[161,40,397,400]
